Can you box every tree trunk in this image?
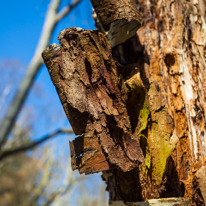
[42,0,206,205]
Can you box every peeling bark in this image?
[90,0,141,47]
[90,0,140,31]
[42,0,206,205]
[42,28,144,174]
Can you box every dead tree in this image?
[42,0,206,205]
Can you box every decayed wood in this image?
[193,166,206,205]
[69,132,112,174]
[42,28,144,174]
[42,42,111,174]
[42,0,206,205]
[90,0,141,47]
[90,0,140,31]
[110,198,192,206]
[100,0,206,204]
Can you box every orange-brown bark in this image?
[103,0,206,204]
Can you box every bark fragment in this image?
[42,28,144,174]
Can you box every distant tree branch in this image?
[32,153,54,204]
[0,129,73,161]
[42,176,84,206]
[0,0,81,148]
[56,0,82,22]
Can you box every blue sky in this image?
[0,0,95,94]
[0,0,95,137]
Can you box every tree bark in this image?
[42,0,206,205]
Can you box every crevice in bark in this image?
[193,175,205,206]
[160,156,185,198]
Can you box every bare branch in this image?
[42,176,84,206]
[0,129,73,161]
[32,153,54,204]
[56,0,82,22]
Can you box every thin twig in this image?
[42,177,84,206]
[0,129,73,161]
[56,0,82,22]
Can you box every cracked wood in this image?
[42,28,144,174]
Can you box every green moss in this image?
[139,134,151,170]
[125,74,176,185]
[125,74,176,183]
[125,74,151,171]
[149,110,175,185]
[138,103,150,135]
[138,103,151,170]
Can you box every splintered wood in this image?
[42,28,144,174]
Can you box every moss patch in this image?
[125,73,151,170]
[149,110,175,185]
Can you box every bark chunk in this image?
[42,28,144,174]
